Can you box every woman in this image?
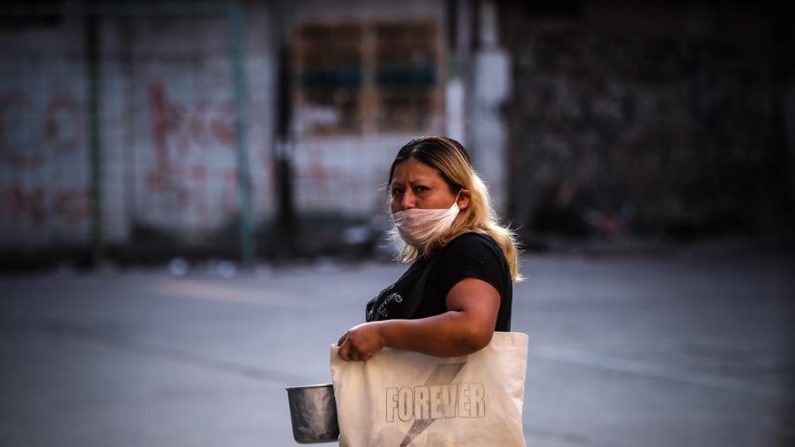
[337,136,521,361]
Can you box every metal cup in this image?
[285,383,339,443]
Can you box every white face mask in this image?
[392,194,461,247]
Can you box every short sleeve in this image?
[433,233,506,300]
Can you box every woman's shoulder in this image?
[448,231,497,246]
[443,232,502,259]
[433,231,510,291]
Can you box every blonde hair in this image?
[387,136,522,282]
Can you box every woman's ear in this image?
[457,189,471,210]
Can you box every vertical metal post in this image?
[228,6,255,268]
[85,8,103,264]
[274,43,296,260]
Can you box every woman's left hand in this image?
[337,322,386,361]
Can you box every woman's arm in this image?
[337,277,500,360]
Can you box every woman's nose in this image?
[398,190,416,210]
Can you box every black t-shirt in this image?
[366,232,512,331]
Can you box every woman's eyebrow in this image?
[390,177,429,185]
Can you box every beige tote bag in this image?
[330,332,528,447]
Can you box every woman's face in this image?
[390,158,467,213]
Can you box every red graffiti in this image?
[0,185,91,225]
[147,81,239,213]
[44,94,83,154]
[189,100,210,146]
[146,166,190,208]
[188,165,207,181]
[0,185,46,224]
[145,164,218,211]
[149,81,236,169]
[150,83,184,168]
[0,91,84,169]
[209,100,236,146]
[52,188,90,224]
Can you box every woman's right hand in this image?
[336,322,387,362]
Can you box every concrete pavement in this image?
[1,243,793,446]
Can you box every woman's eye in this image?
[414,185,429,193]
[391,188,403,197]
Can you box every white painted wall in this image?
[0,4,277,247]
[0,1,514,249]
